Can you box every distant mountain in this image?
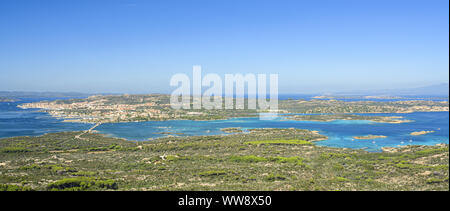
[0,91,92,99]
[333,83,449,97]
[397,83,449,96]
[0,97,17,102]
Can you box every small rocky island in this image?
[0,97,16,102]
[220,127,243,133]
[286,114,412,123]
[410,131,435,136]
[353,135,388,140]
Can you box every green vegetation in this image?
[230,155,306,166]
[0,184,33,191]
[230,155,268,162]
[0,128,448,191]
[1,147,30,153]
[198,170,228,177]
[47,177,118,191]
[426,178,448,184]
[245,139,313,145]
[264,174,287,182]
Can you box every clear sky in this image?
[0,0,448,94]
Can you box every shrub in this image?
[333,177,350,182]
[20,164,40,170]
[264,174,286,181]
[198,170,227,177]
[245,139,312,146]
[0,184,33,191]
[230,155,267,162]
[165,155,189,161]
[269,156,306,166]
[71,171,97,176]
[415,148,448,157]
[47,177,118,191]
[320,153,351,160]
[86,147,108,152]
[45,165,77,173]
[1,147,30,153]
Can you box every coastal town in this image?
[17,94,258,123]
[19,95,168,122]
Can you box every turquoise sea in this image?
[0,98,448,152]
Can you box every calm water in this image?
[96,112,449,152]
[1,98,448,152]
[0,99,92,138]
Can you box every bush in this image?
[0,184,33,191]
[47,177,118,191]
[86,147,108,152]
[415,148,448,157]
[229,155,306,166]
[1,147,30,153]
[71,171,97,176]
[20,164,40,170]
[320,153,351,160]
[271,156,306,166]
[245,139,312,146]
[230,155,267,162]
[426,178,448,184]
[264,174,286,182]
[198,170,227,177]
[165,155,190,161]
[333,177,350,182]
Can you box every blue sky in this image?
[0,0,448,94]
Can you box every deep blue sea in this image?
[0,98,92,138]
[1,97,448,152]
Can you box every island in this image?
[279,98,449,114]
[353,135,387,140]
[153,132,184,135]
[17,94,449,123]
[0,97,16,102]
[286,114,412,123]
[220,127,243,133]
[410,131,435,136]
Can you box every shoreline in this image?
[28,109,450,124]
[1,128,448,153]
